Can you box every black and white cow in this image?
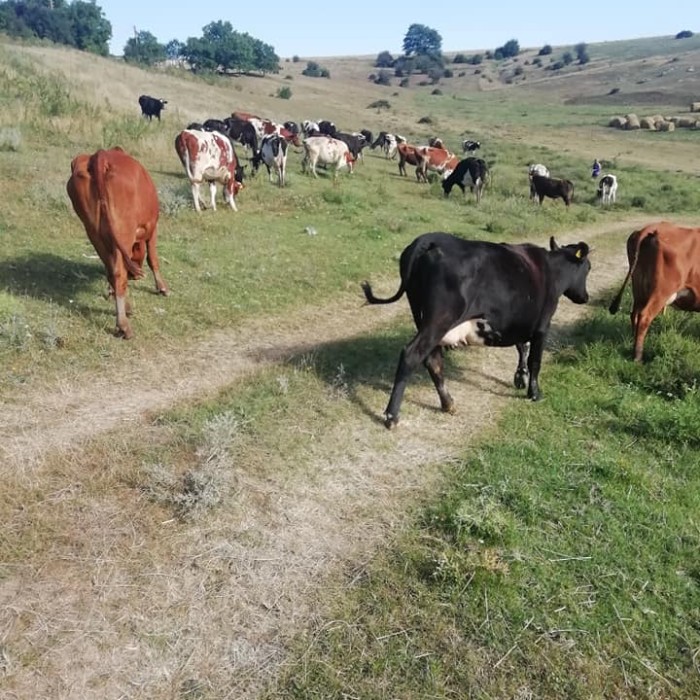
[528,163,550,201]
[597,173,618,205]
[361,232,591,428]
[441,157,489,203]
[462,139,481,152]
[370,132,404,159]
[138,95,167,121]
[251,133,289,187]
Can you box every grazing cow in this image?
[251,133,289,187]
[609,221,700,361]
[174,129,245,212]
[66,148,169,339]
[528,163,550,201]
[302,136,354,178]
[530,174,574,207]
[362,232,591,428]
[428,136,445,149]
[442,157,490,203]
[283,120,300,135]
[224,117,259,153]
[462,139,481,152]
[138,95,167,121]
[359,129,373,147]
[202,118,230,135]
[412,146,458,182]
[597,173,618,205]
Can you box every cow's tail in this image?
[361,280,405,305]
[91,151,143,280]
[609,228,648,314]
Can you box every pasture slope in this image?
[0,217,647,699]
[1,32,700,698]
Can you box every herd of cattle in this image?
[61,95,698,426]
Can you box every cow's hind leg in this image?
[632,298,667,362]
[424,348,455,414]
[145,233,169,296]
[112,255,133,339]
[514,342,529,389]
[526,333,546,400]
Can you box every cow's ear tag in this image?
[575,248,583,259]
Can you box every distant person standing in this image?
[591,158,601,179]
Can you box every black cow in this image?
[138,95,167,121]
[223,117,259,153]
[334,131,368,160]
[531,174,574,207]
[283,120,300,135]
[186,122,205,130]
[442,157,490,203]
[361,232,591,428]
[318,120,337,136]
[202,118,230,134]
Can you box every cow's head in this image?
[550,238,591,304]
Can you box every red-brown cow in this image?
[609,221,700,361]
[66,148,169,339]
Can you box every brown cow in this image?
[609,221,700,361]
[398,143,455,182]
[66,147,169,339]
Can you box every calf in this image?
[442,157,489,203]
[302,136,354,178]
[528,163,550,201]
[251,133,289,187]
[66,148,169,339]
[597,173,618,204]
[362,233,591,428]
[174,129,245,212]
[531,174,574,207]
[609,221,700,361]
[138,95,167,121]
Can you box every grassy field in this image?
[1,33,700,699]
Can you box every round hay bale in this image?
[668,116,682,124]
[690,102,700,112]
[608,116,626,128]
[654,117,668,128]
[624,114,641,130]
[640,117,656,130]
[657,121,675,132]
[677,117,697,128]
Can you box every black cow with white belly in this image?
[138,95,167,121]
[362,232,591,428]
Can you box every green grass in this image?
[267,293,700,699]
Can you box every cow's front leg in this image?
[526,333,546,400]
[513,342,529,389]
[425,347,455,414]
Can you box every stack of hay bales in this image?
[657,120,675,132]
[608,116,627,128]
[670,115,698,128]
[640,116,656,130]
[690,102,700,112]
[624,114,641,130]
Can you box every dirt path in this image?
[0,218,646,699]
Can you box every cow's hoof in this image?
[441,401,456,414]
[384,415,398,430]
[158,287,170,297]
[116,326,134,340]
[513,371,528,390]
[528,393,541,402]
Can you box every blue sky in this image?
[96,1,698,58]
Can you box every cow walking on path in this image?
[66,147,169,339]
[362,232,591,428]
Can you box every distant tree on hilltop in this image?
[403,24,442,57]
[123,30,166,65]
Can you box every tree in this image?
[562,51,573,65]
[538,44,552,56]
[402,24,442,57]
[181,21,279,74]
[676,30,694,39]
[66,0,111,55]
[575,42,590,65]
[165,39,185,61]
[494,38,519,59]
[123,30,166,65]
[375,50,394,68]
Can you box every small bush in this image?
[0,127,21,151]
[399,77,410,88]
[539,44,553,56]
[367,99,391,112]
[418,115,433,124]
[292,55,300,62]
[374,70,392,86]
[631,195,646,208]
[431,88,443,95]
[608,87,620,95]
[676,30,694,39]
[277,86,292,99]
[443,68,453,78]
[284,75,293,80]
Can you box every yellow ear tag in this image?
[575,248,582,259]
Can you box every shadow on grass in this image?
[0,253,104,306]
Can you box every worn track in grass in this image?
[0,217,653,699]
